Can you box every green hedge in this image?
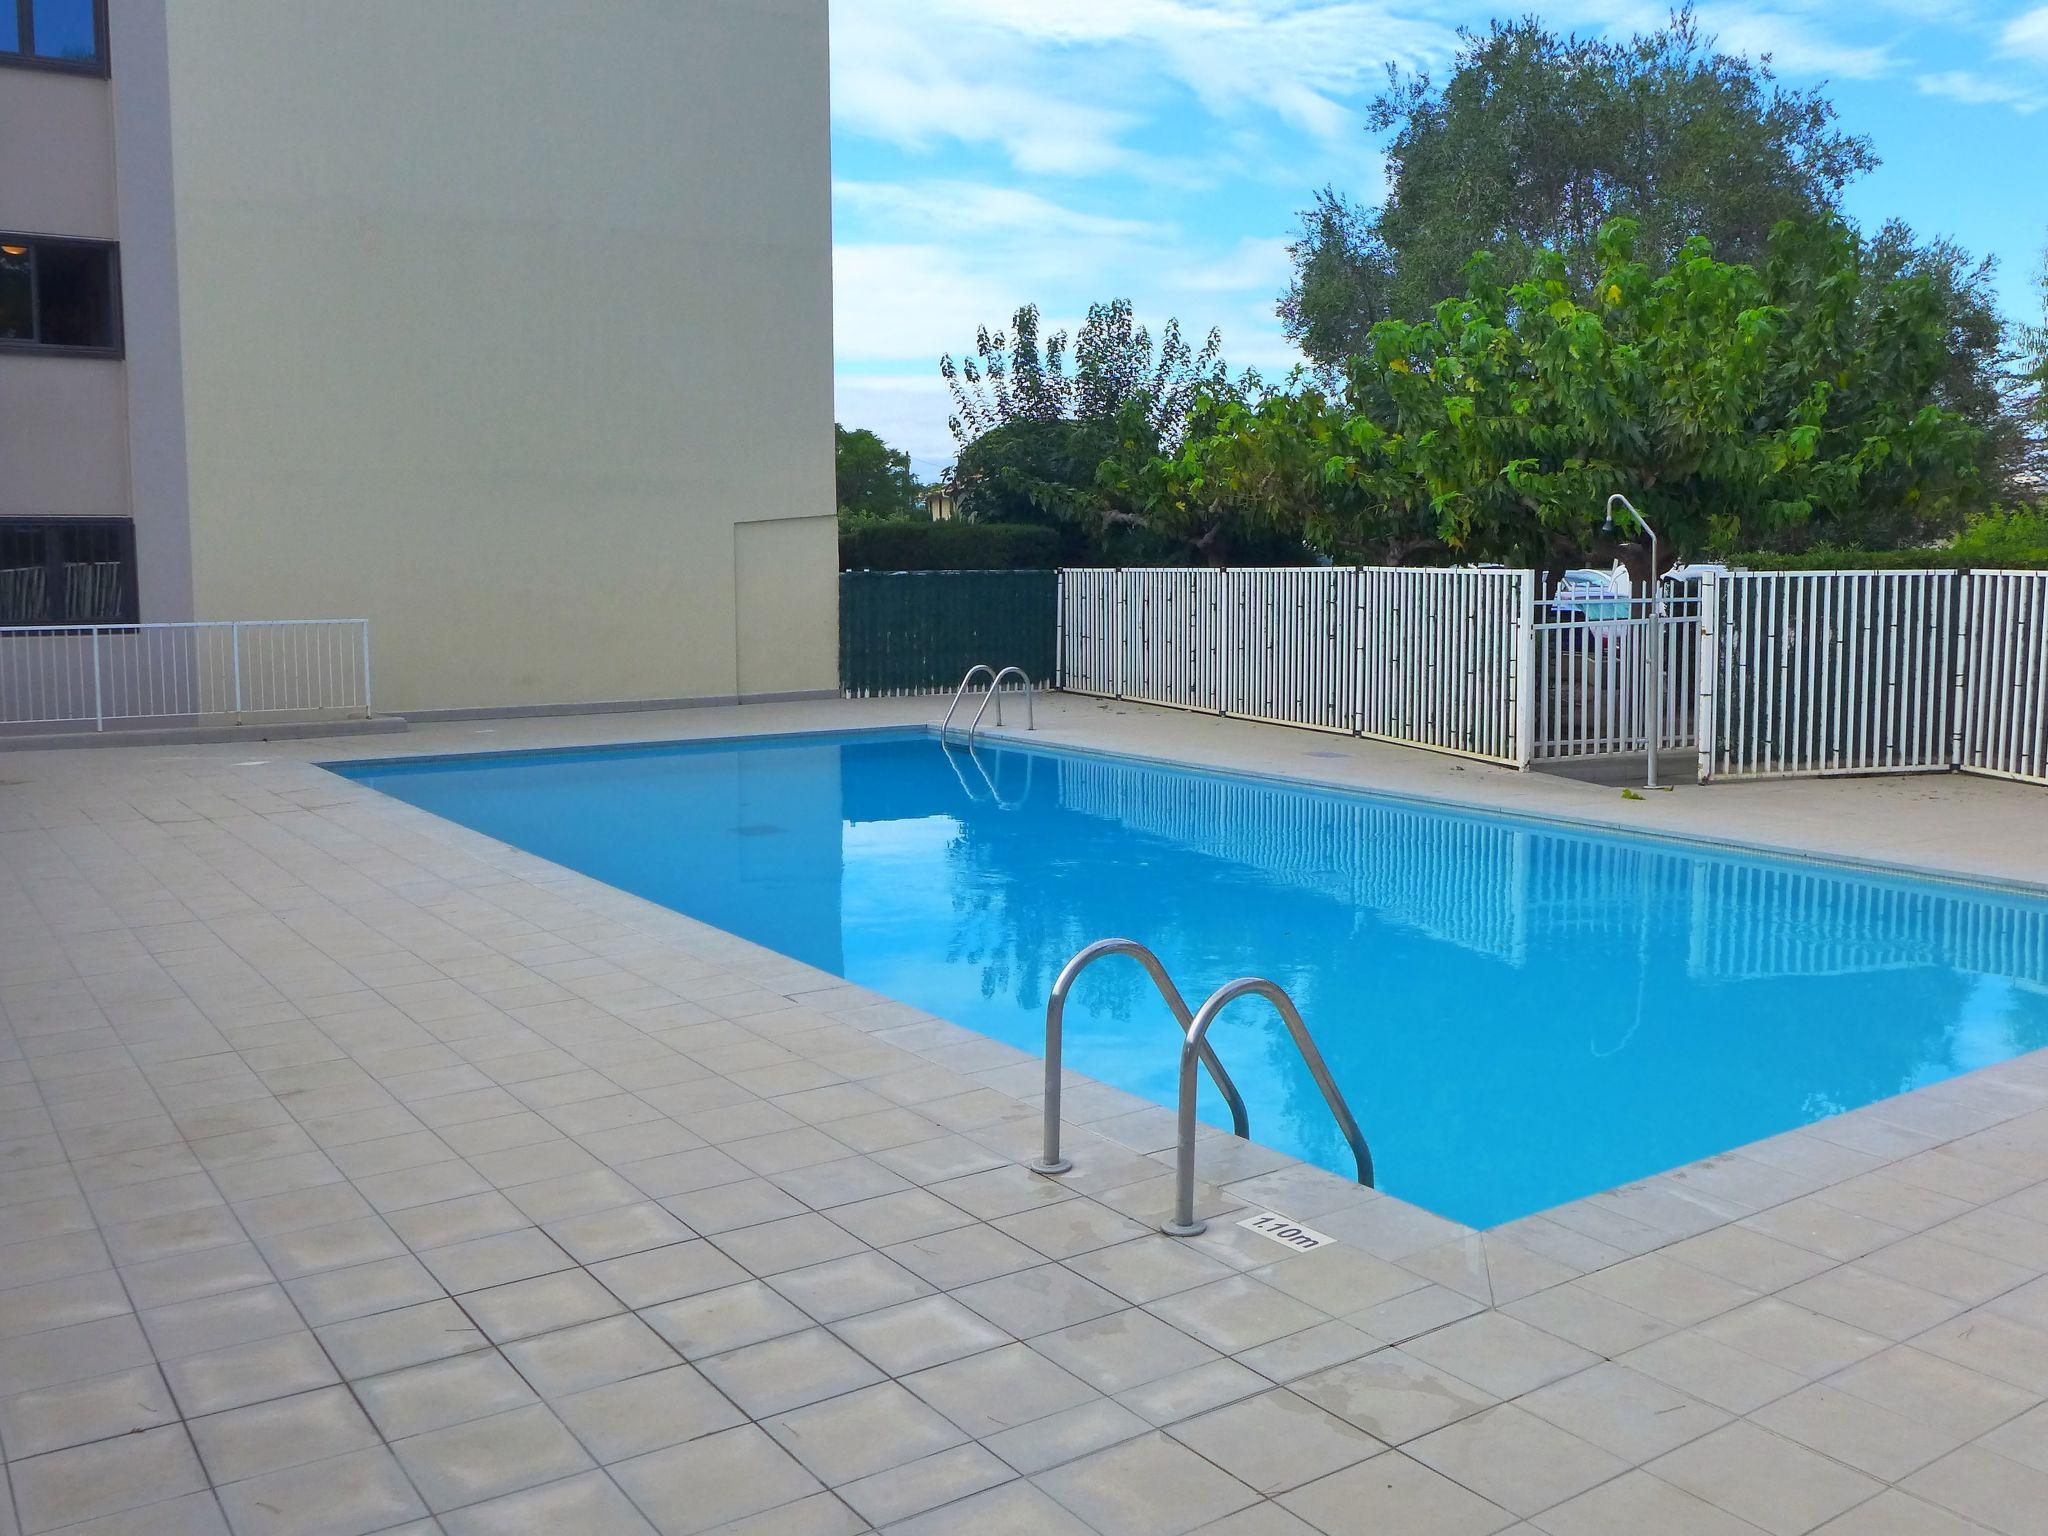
[840,520,1064,572]
[1730,548,2048,571]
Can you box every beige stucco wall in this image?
[159,0,837,712]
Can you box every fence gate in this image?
[1530,585,1701,764]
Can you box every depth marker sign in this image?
[1238,1212,1333,1253]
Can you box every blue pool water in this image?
[333,730,2048,1228]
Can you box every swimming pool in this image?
[334,729,2048,1228]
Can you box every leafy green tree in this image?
[1162,219,1983,568]
[1282,10,1875,359]
[834,424,924,523]
[942,299,1232,445]
[2016,235,2048,487]
[938,300,1284,562]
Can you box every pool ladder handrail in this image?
[939,663,1036,741]
[1168,977,1373,1235]
[939,665,996,738]
[1031,939,1249,1176]
[1031,939,1374,1238]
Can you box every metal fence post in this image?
[359,621,375,718]
[90,627,104,731]
[1054,568,1065,693]
[230,622,244,717]
[1512,570,1536,767]
[1697,571,1720,782]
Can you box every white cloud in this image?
[1917,69,2044,111]
[830,3,1156,176]
[831,0,1461,174]
[1692,6,1895,78]
[834,181,1164,243]
[835,375,961,473]
[2006,4,2048,63]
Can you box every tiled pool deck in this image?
[3,695,2047,1536]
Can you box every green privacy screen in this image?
[839,570,1059,696]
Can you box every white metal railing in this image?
[0,620,372,732]
[1056,566,1533,766]
[1531,588,1700,761]
[1956,571,2048,786]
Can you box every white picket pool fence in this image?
[1059,565,2048,786]
[1956,570,2048,786]
[1699,569,2048,786]
[0,620,373,732]
[1059,567,1533,765]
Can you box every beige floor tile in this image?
[766,1250,930,1324]
[1822,1345,2039,1442]
[1280,1449,1515,1536]
[639,1278,812,1359]
[392,1401,593,1511]
[502,1312,679,1396]
[439,1470,657,1536]
[1904,1444,2048,1536]
[1518,1363,1728,1463]
[10,1422,207,1534]
[827,1292,1009,1376]
[1576,1253,1759,1328]
[1033,1308,1221,1395]
[1408,1403,1628,1518]
[1751,1381,1963,1480]
[216,1446,429,1536]
[1146,1275,1329,1355]
[317,1297,492,1378]
[1648,1422,1884,1536]
[1529,1469,1771,1536]
[906,1342,1100,1438]
[1168,1389,1383,1495]
[1914,1310,2048,1394]
[1694,1299,1887,1381]
[1977,1401,2048,1476]
[609,1422,824,1536]
[698,1326,884,1417]
[1292,1346,1497,1445]
[885,1478,1095,1535]
[188,1384,379,1484]
[1400,1311,1598,1400]
[354,1350,540,1440]
[765,1379,967,1484]
[0,1364,178,1458]
[553,1362,745,1462]
[1037,1431,1264,1536]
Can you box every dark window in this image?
[0,519,137,625]
[0,236,120,352]
[2,0,105,71]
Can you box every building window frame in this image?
[0,517,139,627]
[0,233,123,357]
[1,0,109,76]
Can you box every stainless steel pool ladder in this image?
[940,664,1035,741]
[1030,938,1374,1237]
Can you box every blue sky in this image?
[829,0,2048,477]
